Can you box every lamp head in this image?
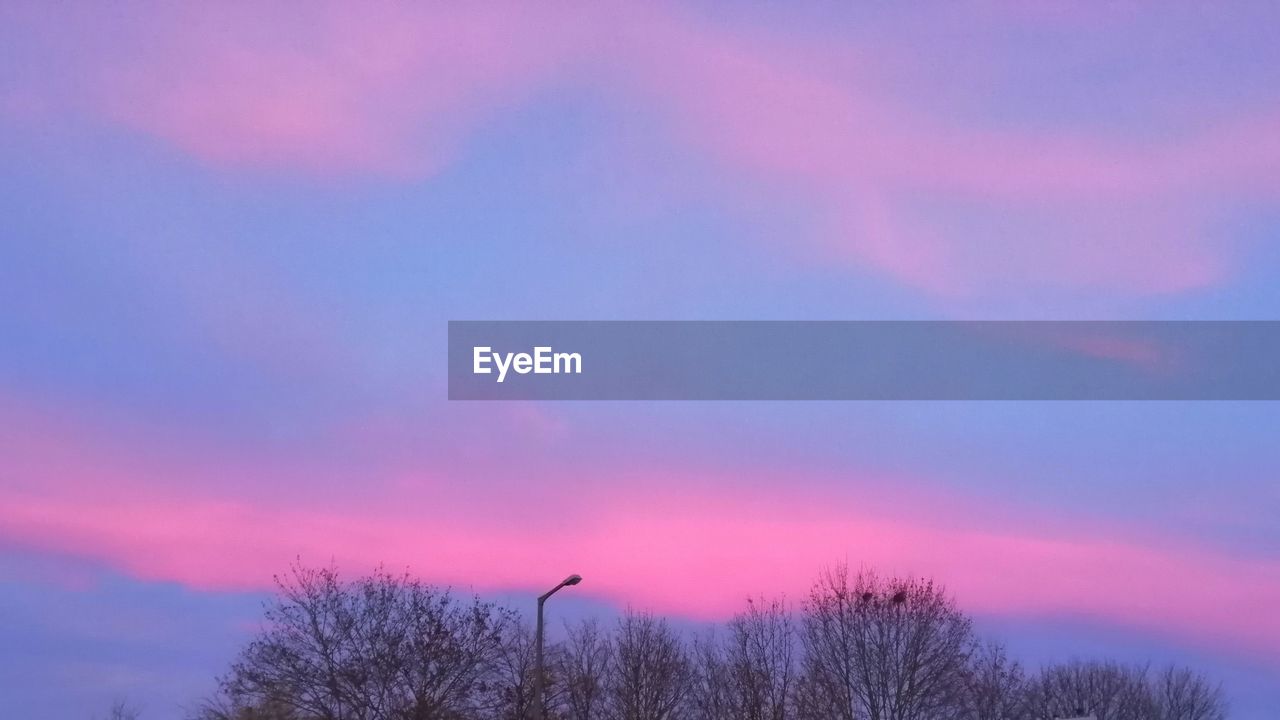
[564,574,583,586]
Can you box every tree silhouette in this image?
[190,562,1228,720]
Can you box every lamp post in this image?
[534,573,581,720]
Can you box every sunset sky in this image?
[2,2,1279,717]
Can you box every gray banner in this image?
[447,321,1280,400]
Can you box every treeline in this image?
[194,563,1226,720]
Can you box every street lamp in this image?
[534,573,582,720]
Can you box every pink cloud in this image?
[6,2,1278,292]
[2,395,1277,663]
[82,3,585,178]
[608,6,1265,295]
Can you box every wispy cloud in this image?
[5,2,1277,293]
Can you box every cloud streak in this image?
[3,394,1277,664]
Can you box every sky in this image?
[1,1,1279,717]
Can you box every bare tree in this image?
[490,622,554,720]
[193,694,297,720]
[559,619,612,720]
[100,700,141,720]
[1026,660,1156,720]
[1153,666,1226,720]
[962,640,1027,720]
[689,630,732,720]
[187,562,1233,720]
[201,563,517,720]
[606,610,691,720]
[691,597,796,720]
[718,598,795,720]
[798,565,973,720]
